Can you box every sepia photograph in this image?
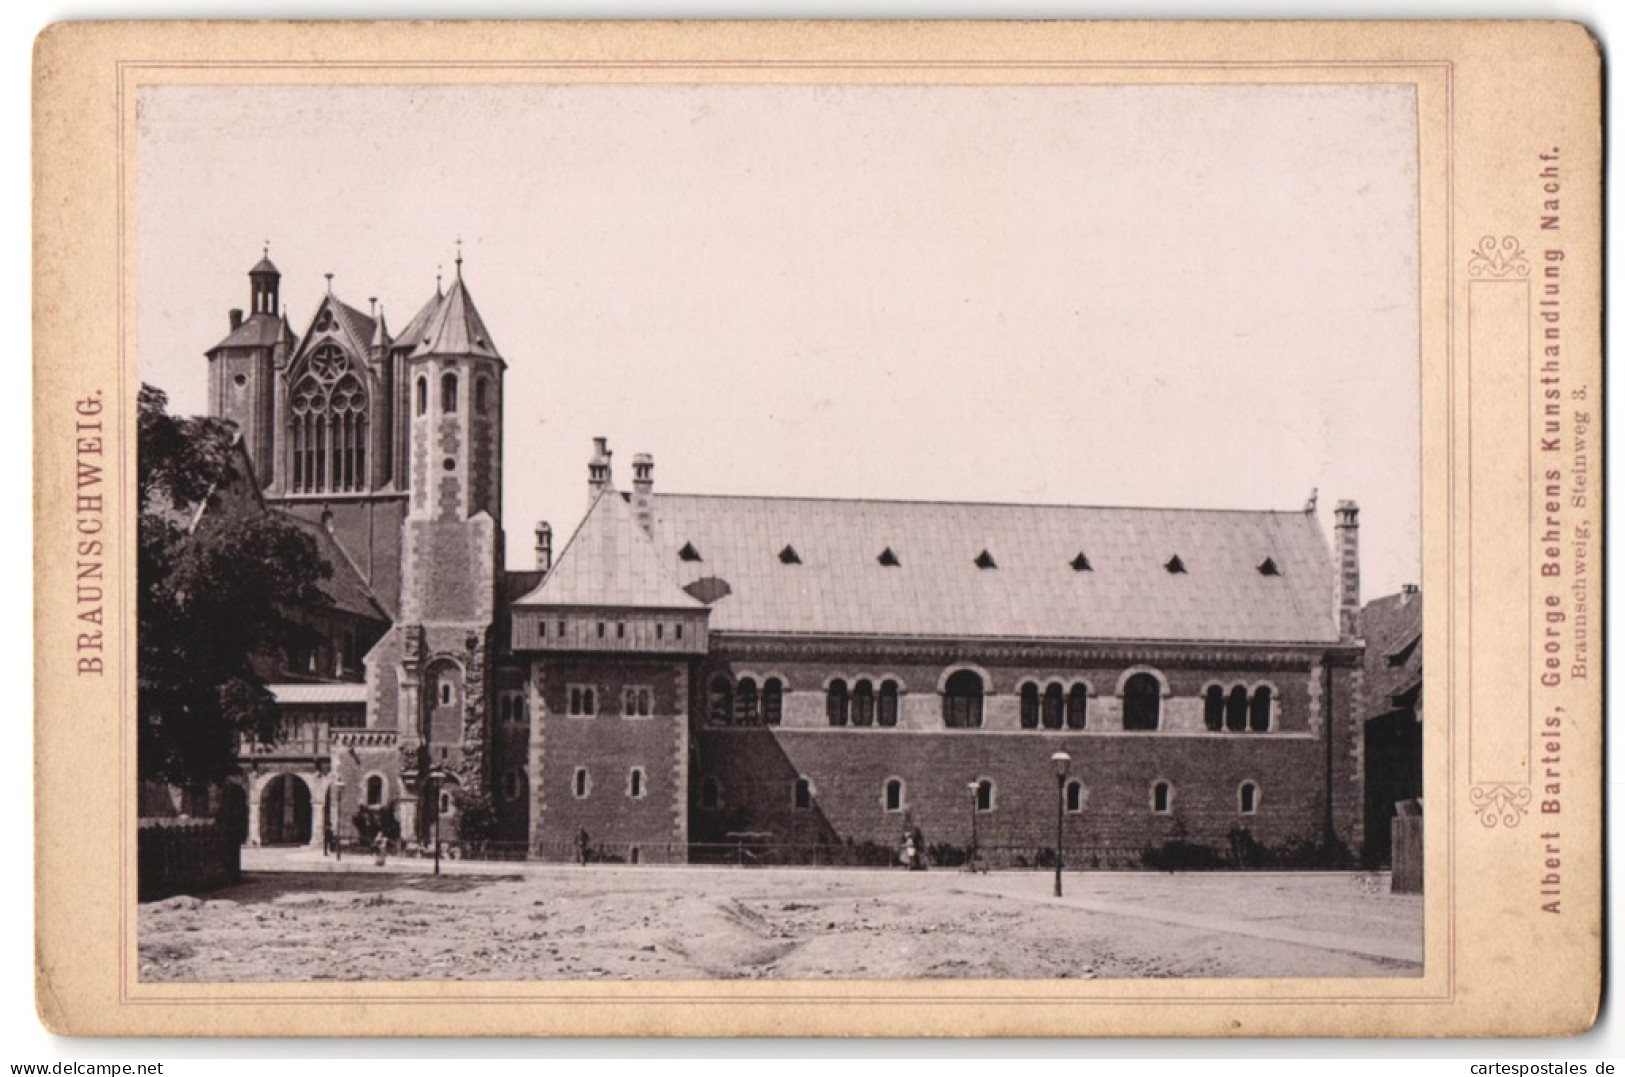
[129,78,1427,985]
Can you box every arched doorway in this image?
[259,773,313,846]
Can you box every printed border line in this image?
[114,55,1453,1012]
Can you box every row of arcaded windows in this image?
[826,678,902,727]
[708,676,784,726]
[1203,684,1275,733]
[413,373,493,417]
[695,775,1263,816]
[704,669,1280,731]
[1019,681,1089,730]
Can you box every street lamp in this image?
[1051,751,1071,897]
[425,766,462,876]
[966,780,980,872]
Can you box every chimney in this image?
[535,521,553,573]
[632,453,654,535]
[1333,500,1360,639]
[587,437,613,501]
[1400,583,1419,605]
[229,309,244,331]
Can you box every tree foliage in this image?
[138,384,331,785]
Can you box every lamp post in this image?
[332,778,344,862]
[1051,751,1071,897]
[425,766,462,876]
[966,780,980,872]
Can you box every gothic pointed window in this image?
[288,343,370,494]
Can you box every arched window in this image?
[1204,685,1225,732]
[975,779,995,813]
[475,376,489,414]
[878,680,899,727]
[415,376,427,416]
[1239,781,1259,814]
[708,675,733,725]
[826,679,849,727]
[1226,685,1249,732]
[763,678,783,726]
[1249,686,1273,732]
[852,680,875,727]
[1042,683,1065,730]
[288,344,369,494]
[1067,684,1088,730]
[501,769,525,802]
[793,777,812,810]
[364,774,385,807]
[943,670,984,729]
[1123,673,1162,731]
[700,776,720,810]
[1152,780,1173,814]
[1019,682,1040,729]
[573,767,591,799]
[884,778,905,813]
[734,677,760,725]
[440,371,458,413]
[629,768,646,799]
[1065,779,1084,813]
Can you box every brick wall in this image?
[528,655,688,862]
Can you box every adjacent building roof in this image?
[511,488,707,612]
[392,287,444,353]
[1360,588,1422,714]
[648,494,1340,644]
[276,511,392,623]
[268,683,368,705]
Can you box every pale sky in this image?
[138,83,1420,600]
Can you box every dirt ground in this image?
[140,858,1423,982]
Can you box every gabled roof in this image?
[293,294,377,366]
[276,511,391,624]
[512,488,707,612]
[648,494,1340,644]
[1360,588,1422,716]
[209,312,286,353]
[408,274,501,361]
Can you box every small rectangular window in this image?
[676,624,684,640]
[656,623,665,640]
[617,622,626,639]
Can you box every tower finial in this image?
[455,235,463,279]
[436,265,443,296]
[324,272,334,295]
[263,240,270,259]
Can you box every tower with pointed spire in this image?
[390,245,508,836]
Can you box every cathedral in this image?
[211,252,1370,867]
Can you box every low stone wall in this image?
[137,818,239,902]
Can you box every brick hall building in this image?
[203,252,1370,866]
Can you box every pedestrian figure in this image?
[911,826,928,871]
[576,828,590,866]
[901,832,916,869]
[372,832,388,867]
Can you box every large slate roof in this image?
[646,493,1340,644]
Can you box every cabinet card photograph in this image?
[33,20,1600,1038]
